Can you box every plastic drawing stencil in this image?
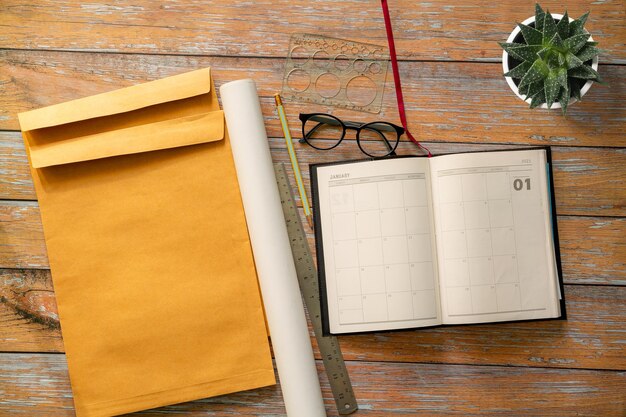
[281,33,389,113]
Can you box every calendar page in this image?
[429,149,561,324]
[314,157,442,334]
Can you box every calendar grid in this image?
[400,181,416,320]
[438,168,532,317]
[329,173,438,326]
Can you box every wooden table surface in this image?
[1,1,625,416]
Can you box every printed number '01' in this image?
[513,178,531,191]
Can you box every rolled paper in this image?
[220,79,327,417]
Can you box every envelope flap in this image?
[28,110,224,168]
[18,68,213,132]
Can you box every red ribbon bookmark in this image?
[381,0,432,157]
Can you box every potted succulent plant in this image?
[499,4,602,114]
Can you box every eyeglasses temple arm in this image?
[379,131,396,154]
[299,121,325,143]
[308,115,342,127]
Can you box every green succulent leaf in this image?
[530,90,546,109]
[571,81,582,101]
[575,44,600,62]
[544,70,561,108]
[504,61,532,78]
[535,4,546,33]
[556,67,568,89]
[518,79,531,95]
[569,11,589,36]
[559,80,570,115]
[556,11,569,39]
[563,33,591,54]
[535,4,546,17]
[547,32,564,49]
[518,79,532,96]
[519,79,543,97]
[526,81,544,98]
[558,53,566,66]
[543,11,558,43]
[518,59,549,90]
[499,42,524,60]
[500,43,543,62]
[499,42,524,49]
[565,52,584,69]
[518,83,529,96]
[569,65,601,80]
[518,23,543,45]
[546,52,561,68]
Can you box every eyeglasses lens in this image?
[358,122,399,157]
[303,114,344,150]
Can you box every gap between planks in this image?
[1,47,625,66]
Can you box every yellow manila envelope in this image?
[18,68,275,417]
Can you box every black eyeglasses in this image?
[299,113,403,158]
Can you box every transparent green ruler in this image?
[274,163,358,415]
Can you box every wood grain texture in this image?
[1,0,624,415]
[2,132,626,217]
[0,201,47,270]
[1,0,624,64]
[1,50,625,147]
[0,269,62,353]
[557,217,626,285]
[1,353,625,417]
[0,132,32,200]
[3,268,626,372]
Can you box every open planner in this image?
[311,148,565,335]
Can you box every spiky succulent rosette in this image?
[500,4,602,114]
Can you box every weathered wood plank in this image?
[0,201,48,270]
[1,353,624,416]
[1,197,623,284]
[1,50,624,146]
[2,132,625,217]
[3,267,625,372]
[0,132,32,200]
[557,217,626,285]
[0,269,62,353]
[549,147,626,217]
[1,0,624,64]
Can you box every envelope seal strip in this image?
[281,33,389,113]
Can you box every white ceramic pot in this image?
[502,13,599,109]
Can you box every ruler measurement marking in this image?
[274,163,358,415]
